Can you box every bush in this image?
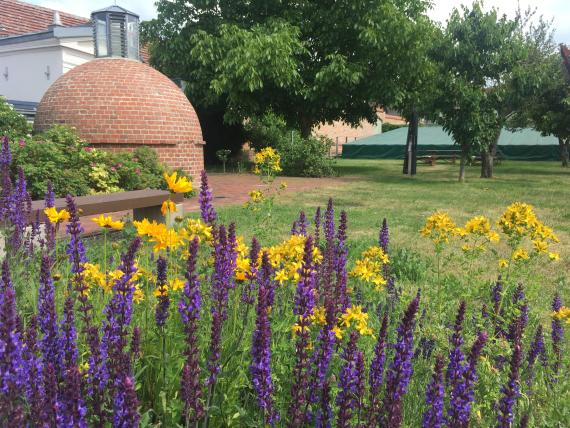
[245,112,335,177]
[0,96,31,140]
[10,125,171,199]
[382,122,406,133]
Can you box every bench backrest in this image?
[30,189,183,221]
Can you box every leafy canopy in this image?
[142,0,433,136]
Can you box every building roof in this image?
[92,5,138,16]
[34,58,203,146]
[0,0,89,37]
[350,126,559,146]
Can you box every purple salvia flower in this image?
[42,362,58,425]
[59,365,88,427]
[112,375,140,427]
[100,238,141,397]
[65,195,87,275]
[336,331,363,428]
[154,256,170,327]
[199,170,217,224]
[309,326,336,405]
[0,260,26,425]
[551,294,564,374]
[497,318,524,428]
[324,198,334,245]
[60,296,78,369]
[526,325,547,387]
[446,302,466,390]
[382,296,420,428]
[207,225,231,385]
[131,326,141,360]
[518,412,529,428]
[335,210,349,312]
[179,237,204,425]
[250,252,279,425]
[422,355,445,428]
[314,206,321,247]
[447,331,488,428]
[8,167,29,250]
[367,312,389,427]
[297,211,307,236]
[0,135,12,169]
[290,220,299,236]
[38,255,62,373]
[315,379,333,428]
[23,316,45,427]
[287,236,316,426]
[379,218,389,253]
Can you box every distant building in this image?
[0,0,149,117]
[314,108,407,155]
[2,0,204,176]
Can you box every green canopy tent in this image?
[342,126,560,161]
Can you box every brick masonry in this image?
[34,58,204,178]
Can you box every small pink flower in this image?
[84,147,93,152]
[110,166,116,172]
[117,163,123,168]
[18,139,25,147]
[135,168,141,175]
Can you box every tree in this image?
[507,28,570,167]
[141,0,434,141]
[0,97,30,140]
[428,2,525,181]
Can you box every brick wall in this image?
[34,58,204,176]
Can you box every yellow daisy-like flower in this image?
[549,252,560,261]
[168,278,185,291]
[532,239,548,254]
[512,248,530,261]
[498,259,509,269]
[164,171,193,193]
[420,210,458,245]
[92,214,124,230]
[44,207,70,224]
[161,200,177,216]
[133,285,145,303]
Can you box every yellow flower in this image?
[164,171,193,193]
[549,252,560,261]
[91,214,124,230]
[161,200,177,216]
[274,269,288,284]
[498,259,509,269]
[169,278,185,291]
[133,286,145,303]
[280,181,288,190]
[253,147,282,175]
[44,207,70,224]
[512,248,530,261]
[420,211,458,245]
[332,326,343,340]
[249,190,265,203]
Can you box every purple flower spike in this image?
[287,236,316,426]
[526,325,547,386]
[446,302,466,391]
[154,256,170,328]
[113,375,140,427]
[379,218,389,253]
[314,206,321,247]
[0,260,26,425]
[250,252,279,425]
[367,312,389,426]
[336,331,364,428]
[551,294,564,374]
[179,237,204,425]
[199,170,217,224]
[423,355,445,428]
[38,255,62,373]
[497,318,524,428]
[382,296,420,428]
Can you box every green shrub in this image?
[11,125,170,199]
[245,112,335,177]
[382,122,406,133]
[0,97,31,140]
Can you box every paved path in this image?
[76,173,345,235]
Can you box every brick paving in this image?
[76,172,345,235]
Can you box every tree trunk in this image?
[480,149,494,178]
[559,138,569,167]
[299,118,313,139]
[459,144,469,182]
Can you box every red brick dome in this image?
[34,58,204,176]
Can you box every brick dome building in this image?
[34,57,204,178]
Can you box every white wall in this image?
[0,36,94,103]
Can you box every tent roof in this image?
[350,126,559,146]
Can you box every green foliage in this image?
[245,112,335,177]
[0,96,31,140]
[382,123,407,133]
[11,126,168,199]
[142,0,434,136]
[428,2,527,179]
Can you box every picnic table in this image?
[417,149,462,165]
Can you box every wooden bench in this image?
[418,150,462,166]
[29,189,184,225]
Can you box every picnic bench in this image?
[29,189,184,225]
[417,149,462,165]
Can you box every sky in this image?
[29,0,570,44]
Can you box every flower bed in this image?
[0,137,567,426]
